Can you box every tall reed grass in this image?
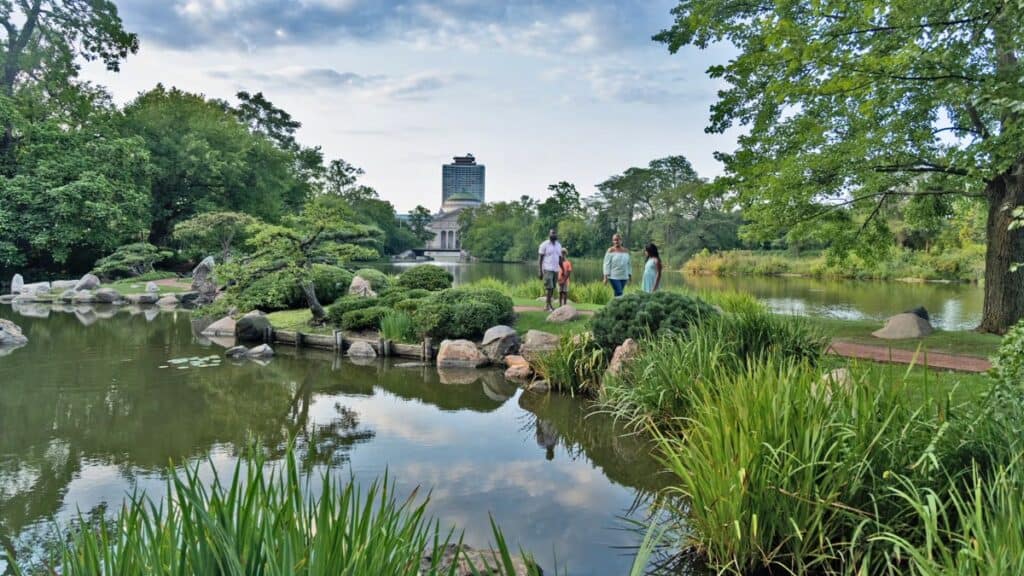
[380,310,416,343]
[533,332,607,396]
[20,446,538,576]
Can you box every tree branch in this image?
[965,103,991,139]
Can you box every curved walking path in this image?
[828,340,991,373]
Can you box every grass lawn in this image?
[108,279,188,295]
[511,297,604,312]
[824,355,994,405]
[265,309,335,335]
[808,317,1001,359]
[514,310,590,336]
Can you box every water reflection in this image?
[0,306,655,575]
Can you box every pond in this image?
[0,305,666,574]
[379,260,984,331]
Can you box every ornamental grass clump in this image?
[534,332,607,396]
[380,311,417,343]
[33,446,538,576]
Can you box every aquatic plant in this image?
[20,446,539,576]
[534,332,607,396]
[380,310,417,343]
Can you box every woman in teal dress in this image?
[642,243,662,293]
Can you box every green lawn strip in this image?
[514,310,591,336]
[807,317,1000,359]
[107,280,187,295]
[511,297,604,312]
[822,355,993,406]
[265,309,335,335]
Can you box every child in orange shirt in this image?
[557,249,572,307]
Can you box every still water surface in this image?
[0,305,663,574]
[380,261,984,330]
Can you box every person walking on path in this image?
[538,229,564,312]
[558,248,573,308]
[603,233,632,298]
[642,243,663,293]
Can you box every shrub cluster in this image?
[236,265,352,311]
[590,291,718,351]
[394,265,453,291]
[352,268,391,291]
[340,306,390,332]
[412,288,514,340]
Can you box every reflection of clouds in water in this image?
[331,394,460,445]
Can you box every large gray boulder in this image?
[225,345,248,358]
[437,339,489,369]
[202,316,237,337]
[348,276,377,298]
[872,313,934,340]
[246,344,275,359]
[236,310,271,342]
[608,338,640,376]
[0,318,28,347]
[519,330,560,362]
[51,280,77,292]
[126,293,159,305]
[72,291,96,304]
[480,325,519,363]
[10,274,23,294]
[546,305,580,323]
[19,282,51,295]
[503,355,533,381]
[73,273,101,292]
[157,295,179,308]
[177,292,201,307]
[146,281,160,293]
[191,256,217,304]
[59,290,77,302]
[347,340,377,358]
[93,288,123,304]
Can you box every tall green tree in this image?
[173,211,260,263]
[407,205,435,246]
[537,181,583,231]
[658,0,1024,333]
[0,0,138,170]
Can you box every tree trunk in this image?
[979,169,1024,334]
[301,281,327,324]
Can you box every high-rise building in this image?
[441,154,485,212]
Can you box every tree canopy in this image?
[657,0,1024,332]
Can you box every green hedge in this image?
[237,265,353,312]
[395,265,453,291]
[341,306,391,332]
[590,291,718,351]
[326,296,378,325]
[411,288,514,340]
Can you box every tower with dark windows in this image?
[428,153,485,252]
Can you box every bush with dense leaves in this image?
[377,287,432,308]
[411,288,514,340]
[341,306,390,332]
[352,268,390,291]
[326,296,379,326]
[395,265,453,291]
[92,243,173,279]
[992,319,1024,386]
[236,265,353,312]
[590,291,718,351]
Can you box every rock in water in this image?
[10,274,23,294]
[236,310,271,342]
[0,318,28,347]
[126,293,159,305]
[72,291,96,304]
[519,330,560,362]
[51,280,77,291]
[19,282,51,295]
[93,288,123,304]
[74,273,101,291]
[146,282,160,293]
[872,313,934,340]
[480,325,519,363]
[157,295,178,308]
[202,316,237,337]
[191,256,217,304]
[225,346,248,358]
[608,338,640,376]
[246,344,274,358]
[421,544,534,576]
[503,355,533,381]
[437,339,489,369]
[348,276,377,298]
[546,305,580,323]
[347,340,377,358]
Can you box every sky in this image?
[81,0,739,213]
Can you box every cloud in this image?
[116,0,676,55]
[207,66,465,100]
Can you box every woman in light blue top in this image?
[602,234,632,298]
[642,242,662,293]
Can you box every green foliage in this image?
[989,319,1024,387]
[411,288,514,340]
[340,306,390,332]
[396,265,454,291]
[567,281,613,306]
[31,444,537,576]
[235,265,353,312]
[458,200,539,262]
[380,311,417,343]
[353,268,391,291]
[326,296,379,326]
[377,287,431,308]
[172,211,260,262]
[92,243,172,280]
[590,291,718,351]
[534,333,607,397]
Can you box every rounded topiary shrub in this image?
[411,288,514,340]
[352,268,391,291]
[432,288,514,325]
[590,291,718,351]
[341,306,390,332]
[395,265,453,292]
[326,296,379,326]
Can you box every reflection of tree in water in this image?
[281,373,375,473]
[517,392,669,494]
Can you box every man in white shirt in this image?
[537,228,564,312]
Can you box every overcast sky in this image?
[81,0,738,213]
